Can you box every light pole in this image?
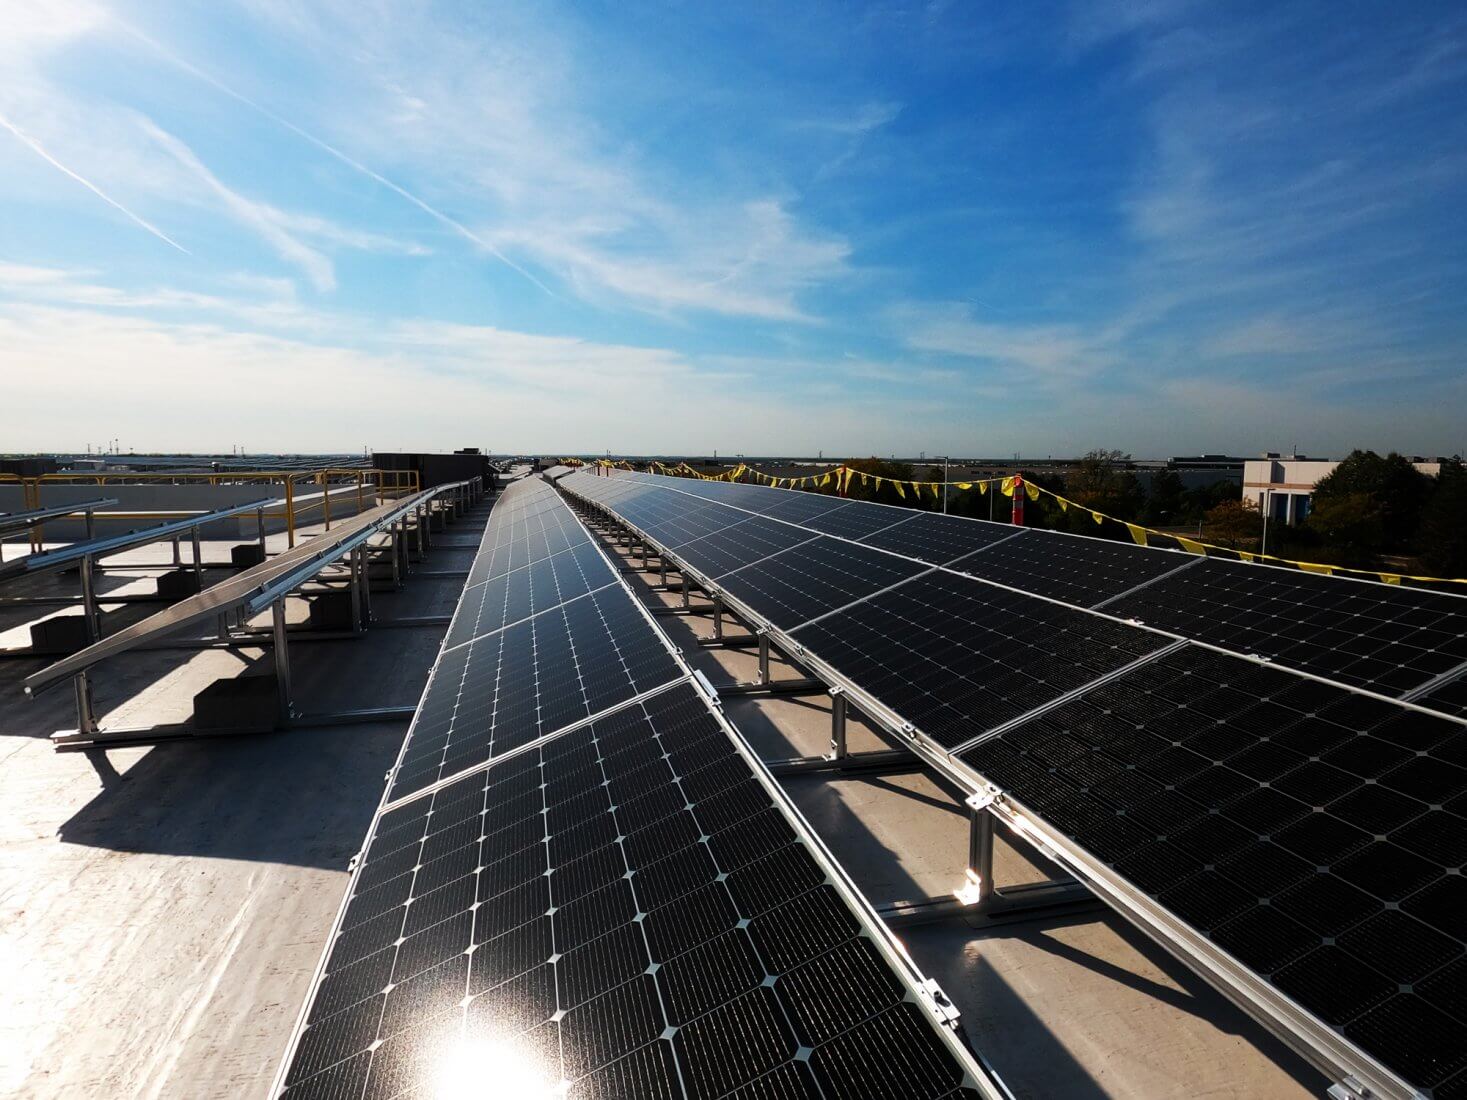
[942,456,949,513]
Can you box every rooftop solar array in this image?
[275,475,1000,1100]
[560,467,1467,1099]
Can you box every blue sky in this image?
[2,1,1465,457]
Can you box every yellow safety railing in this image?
[3,467,422,550]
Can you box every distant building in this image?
[1242,453,1443,525]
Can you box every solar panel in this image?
[802,500,913,541]
[672,517,820,581]
[746,491,851,524]
[791,571,1170,750]
[715,536,930,631]
[1106,559,1467,698]
[278,683,994,1099]
[635,502,751,550]
[857,511,1020,566]
[954,644,1467,1095]
[953,529,1191,608]
[1414,671,1467,719]
[444,540,619,651]
[387,585,684,801]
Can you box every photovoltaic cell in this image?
[715,536,929,631]
[673,518,819,581]
[792,570,1168,749]
[802,500,912,541]
[954,530,1190,608]
[387,585,683,800]
[746,491,852,524]
[1414,671,1467,720]
[956,644,1467,1094]
[280,683,983,1099]
[857,511,1019,566]
[444,540,618,650]
[1107,559,1467,698]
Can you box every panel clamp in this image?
[1326,1075,1375,1100]
[918,978,963,1030]
[965,785,1002,812]
[692,669,721,705]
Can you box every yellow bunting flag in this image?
[978,480,988,495]
[1056,497,1068,512]
[1125,524,1148,547]
[1000,476,1016,497]
[1380,574,1402,585]
[1176,537,1206,556]
[893,480,906,499]
[1024,482,1039,501]
[1092,509,1104,525]
[930,482,941,501]
[956,482,972,490]
[1237,551,1255,562]
[1299,562,1335,575]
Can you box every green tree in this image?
[1145,470,1185,526]
[1305,492,1386,566]
[1311,450,1431,551]
[1203,499,1263,549]
[1418,459,1467,576]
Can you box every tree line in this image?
[765,450,1466,577]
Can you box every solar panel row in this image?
[275,474,998,1100]
[559,468,1467,1099]
[563,469,1467,714]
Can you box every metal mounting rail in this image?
[0,498,118,542]
[0,498,275,582]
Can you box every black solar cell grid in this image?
[445,540,618,650]
[791,571,1168,750]
[956,644,1467,1094]
[857,510,1021,566]
[746,491,851,523]
[468,498,593,586]
[673,517,820,581]
[1106,559,1467,699]
[802,499,913,541]
[954,530,1191,608]
[387,585,683,800]
[638,502,753,549]
[715,535,929,631]
[281,683,978,1099]
[1416,671,1467,720]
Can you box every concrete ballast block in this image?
[193,673,280,732]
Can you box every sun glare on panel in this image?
[433,1036,563,1100]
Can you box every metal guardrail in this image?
[1,467,421,552]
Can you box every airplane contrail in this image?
[121,24,556,297]
[0,111,189,254]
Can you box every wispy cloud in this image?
[139,119,334,291]
[0,111,188,253]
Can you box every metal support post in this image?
[350,546,364,633]
[359,545,373,623]
[712,595,724,641]
[416,505,426,557]
[757,631,771,685]
[73,671,100,737]
[390,528,402,588]
[79,555,101,642]
[191,525,204,581]
[969,806,996,906]
[681,577,691,610]
[172,536,182,566]
[830,687,847,759]
[85,507,96,540]
[271,599,292,724]
[659,557,667,586]
[257,508,267,554]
